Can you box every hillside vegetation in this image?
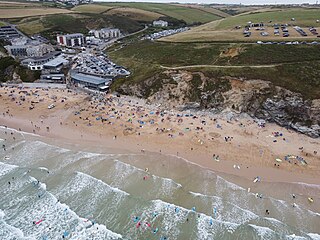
[0,1,224,39]
[9,12,144,38]
[71,4,113,13]
[216,8,320,30]
[163,8,320,42]
[105,7,163,22]
[0,0,71,18]
[99,2,222,24]
[109,41,320,99]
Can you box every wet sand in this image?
[0,86,319,185]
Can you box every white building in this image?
[5,43,54,58]
[153,20,168,27]
[56,33,85,47]
[85,36,102,45]
[89,28,121,39]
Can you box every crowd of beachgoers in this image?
[0,85,319,185]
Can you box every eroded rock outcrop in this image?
[116,70,320,138]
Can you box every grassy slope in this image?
[161,8,320,42]
[216,8,320,30]
[9,2,219,37]
[105,7,163,22]
[171,4,231,18]
[71,4,114,13]
[109,41,320,99]
[13,12,144,37]
[99,2,221,24]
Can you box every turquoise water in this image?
[0,127,319,240]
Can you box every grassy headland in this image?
[98,2,222,24]
[162,8,320,42]
[109,41,320,99]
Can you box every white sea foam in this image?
[189,190,259,224]
[39,182,46,191]
[0,162,18,177]
[2,175,122,239]
[113,159,183,192]
[0,126,41,138]
[264,217,284,225]
[292,182,320,189]
[216,175,245,191]
[249,224,275,239]
[76,171,130,196]
[308,233,320,240]
[0,220,34,240]
[285,234,307,240]
[0,209,5,218]
[151,199,240,234]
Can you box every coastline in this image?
[0,86,319,185]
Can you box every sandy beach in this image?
[0,85,319,185]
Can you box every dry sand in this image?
[0,85,319,185]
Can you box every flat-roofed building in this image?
[40,73,65,83]
[70,71,112,91]
[21,51,61,70]
[5,43,54,58]
[57,33,85,47]
[153,20,168,27]
[0,26,20,39]
[43,56,69,69]
[89,28,121,39]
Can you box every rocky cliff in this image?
[116,70,320,138]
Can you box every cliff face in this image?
[116,70,320,138]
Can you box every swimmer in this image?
[136,222,141,228]
[265,210,270,215]
[209,218,213,226]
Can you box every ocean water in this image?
[0,127,319,240]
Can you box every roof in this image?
[99,85,109,90]
[44,56,68,68]
[71,73,109,85]
[101,28,119,32]
[59,33,84,38]
[153,20,167,23]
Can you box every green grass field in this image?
[109,40,320,99]
[216,8,320,30]
[162,8,320,42]
[99,2,222,24]
[13,11,144,37]
[71,4,113,13]
[105,7,163,22]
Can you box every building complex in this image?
[56,33,85,47]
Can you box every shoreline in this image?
[0,86,319,186]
